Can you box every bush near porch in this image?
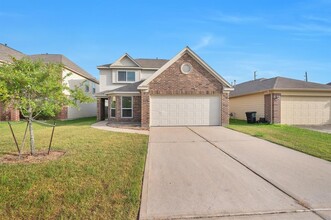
[0,117,148,219]
[227,119,331,162]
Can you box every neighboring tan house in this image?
[95,47,233,127]
[0,43,99,121]
[230,77,331,125]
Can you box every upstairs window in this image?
[118,71,135,82]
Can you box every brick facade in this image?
[57,106,68,120]
[0,102,20,121]
[264,93,281,124]
[141,52,229,127]
[108,96,141,123]
[221,93,230,126]
[148,53,223,95]
[272,93,281,123]
[141,92,150,128]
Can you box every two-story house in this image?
[96,47,233,128]
[0,43,99,121]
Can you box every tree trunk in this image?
[28,116,35,155]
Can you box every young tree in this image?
[0,57,93,155]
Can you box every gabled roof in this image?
[110,53,141,67]
[97,55,169,70]
[28,54,99,84]
[134,58,169,69]
[0,43,25,63]
[138,46,233,90]
[231,77,331,98]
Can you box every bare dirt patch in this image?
[0,150,66,164]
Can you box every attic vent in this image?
[181,63,192,74]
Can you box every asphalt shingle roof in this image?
[98,58,169,69]
[0,43,25,63]
[28,54,99,84]
[134,58,169,68]
[0,44,98,84]
[231,77,331,97]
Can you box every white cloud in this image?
[192,35,213,50]
[209,13,262,24]
[269,23,331,35]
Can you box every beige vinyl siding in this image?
[229,93,265,120]
[281,96,331,125]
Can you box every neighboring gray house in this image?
[0,43,99,121]
[96,47,233,127]
[230,77,331,125]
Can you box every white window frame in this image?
[121,96,133,118]
[110,99,116,118]
[117,70,136,83]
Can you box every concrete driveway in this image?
[140,127,331,220]
[298,125,331,134]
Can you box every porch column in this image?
[107,96,112,123]
[97,98,106,121]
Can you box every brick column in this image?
[10,108,20,121]
[272,93,281,124]
[264,93,281,124]
[97,98,101,121]
[141,92,150,128]
[221,93,230,126]
[107,96,112,123]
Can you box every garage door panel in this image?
[151,95,220,126]
[281,96,331,125]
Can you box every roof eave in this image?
[105,91,141,95]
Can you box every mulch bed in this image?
[0,150,66,164]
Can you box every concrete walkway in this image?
[140,127,331,220]
[91,121,149,135]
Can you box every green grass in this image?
[0,117,148,219]
[227,119,331,162]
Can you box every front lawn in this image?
[0,117,148,219]
[227,119,331,162]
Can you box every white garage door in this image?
[281,96,331,125]
[150,95,220,126]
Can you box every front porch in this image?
[97,95,141,124]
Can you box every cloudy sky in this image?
[1,0,331,84]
